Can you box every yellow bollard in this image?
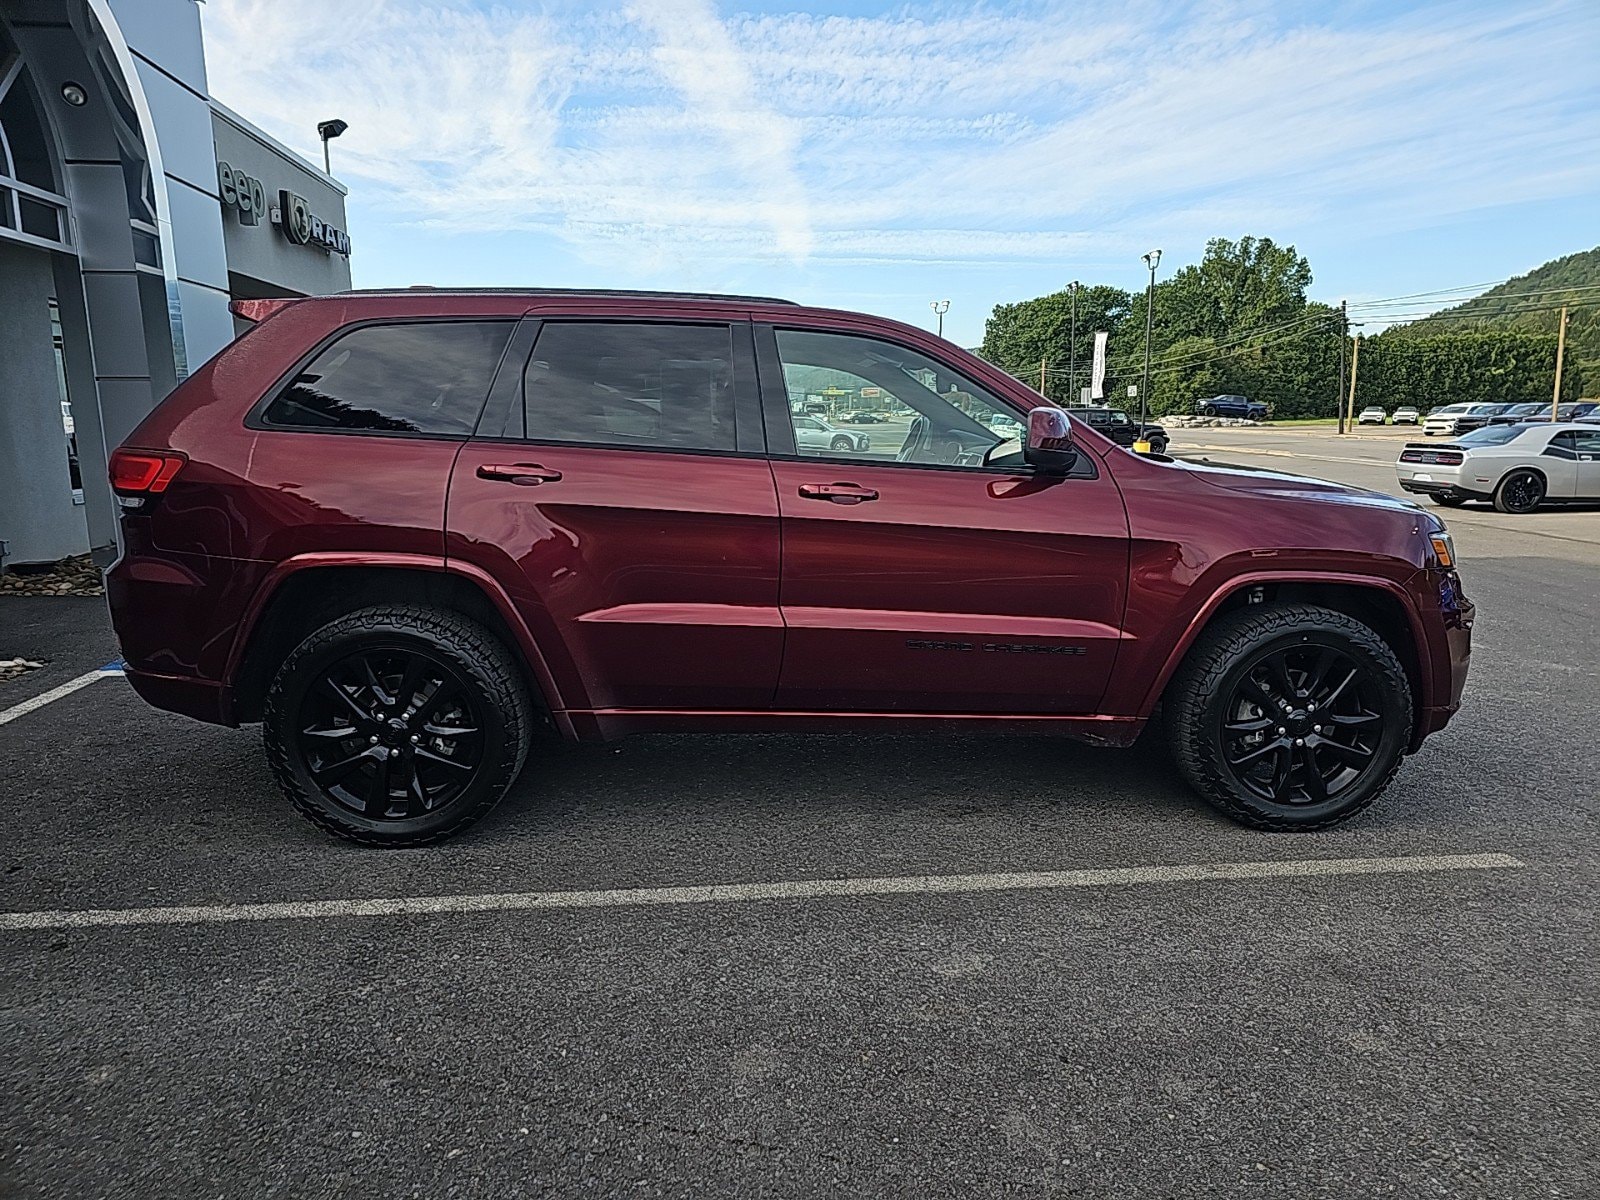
[1133,438,1152,454]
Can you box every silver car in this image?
[1397,422,1600,513]
[1357,405,1387,425]
[1391,406,1420,425]
[792,414,871,453]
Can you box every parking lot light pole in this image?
[1140,251,1161,428]
[930,299,950,339]
[317,118,348,175]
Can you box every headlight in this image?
[1427,528,1456,569]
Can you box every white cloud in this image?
[199,0,1600,275]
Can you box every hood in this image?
[1178,457,1424,516]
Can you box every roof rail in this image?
[337,287,797,305]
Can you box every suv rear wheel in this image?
[1165,603,1411,830]
[263,604,534,846]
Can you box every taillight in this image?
[1399,449,1463,465]
[109,449,186,496]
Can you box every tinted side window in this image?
[262,321,513,436]
[523,323,736,452]
[1572,430,1600,453]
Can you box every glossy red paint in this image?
[105,289,1472,755]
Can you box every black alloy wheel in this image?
[1165,603,1411,830]
[296,646,484,820]
[264,605,533,846]
[1494,469,1545,514]
[1218,643,1384,808]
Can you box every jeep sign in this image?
[216,161,265,226]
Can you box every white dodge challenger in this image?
[1397,422,1600,513]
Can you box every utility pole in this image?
[1067,281,1080,404]
[1336,300,1348,435]
[1345,334,1361,432]
[1040,357,1047,398]
[1551,305,1569,419]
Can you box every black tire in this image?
[1431,493,1467,507]
[263,604,534,846]
[1202,406,1218,417]
[830,435,854,451]
[1493,469,1545,514]
[1148,437,1169,455]
[1165,603,1412,831]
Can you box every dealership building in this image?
[1,0,351,569]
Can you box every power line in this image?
[1351,281,1600,311]
[1040,310,1332,376]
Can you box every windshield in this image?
[1456,425,1526,447]
[1433,404,1470,415]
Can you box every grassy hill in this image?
[1388,247,1600,396]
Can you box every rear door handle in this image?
[798,482,879,504]
[477,463,563,486]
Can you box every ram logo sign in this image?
[278,190,352,257]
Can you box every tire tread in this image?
[1165,602,1411,831]
[262,604,533,847]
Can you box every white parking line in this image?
[0,665,123,727]
[0,853,1523,932]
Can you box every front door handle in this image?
[477,463,563,486]
[798,482,879,505]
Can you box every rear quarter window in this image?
[260,321,514,436]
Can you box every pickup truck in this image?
[1195,395,1269,420]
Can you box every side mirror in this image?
[1024,405,1078,474]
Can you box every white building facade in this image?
[1,0,350,567]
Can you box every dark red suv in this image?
[105,289,1473,845]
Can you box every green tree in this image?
[980,284,1131,403]
[1160,236,1313,342]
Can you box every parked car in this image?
[1452,403,1514,434]
[1523,401,1600,423]
[1486,402,1545,426]
[1195,394,1269,420]
[1391,406,1420,425]
[1422,402,1501,437]
[1357,406,1387,425]
[1065,406,1169,454]
[106,288,1473,845]
[841,411,888,424]
[985,412,1023,436]
[792,414,871,453]
[1397,422,1600,513]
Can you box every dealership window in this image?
[521,322,736,452]
[262,322,514,436]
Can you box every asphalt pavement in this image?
[2,429,1596,1198]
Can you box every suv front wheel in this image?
[263,604,534,846]
[1165,603,1411,830]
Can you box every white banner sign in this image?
[1090,331,1109,399]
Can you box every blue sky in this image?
[201,0,1600,346]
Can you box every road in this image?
[1,428,1596,1198]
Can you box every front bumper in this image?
[1409,568,1474,751]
